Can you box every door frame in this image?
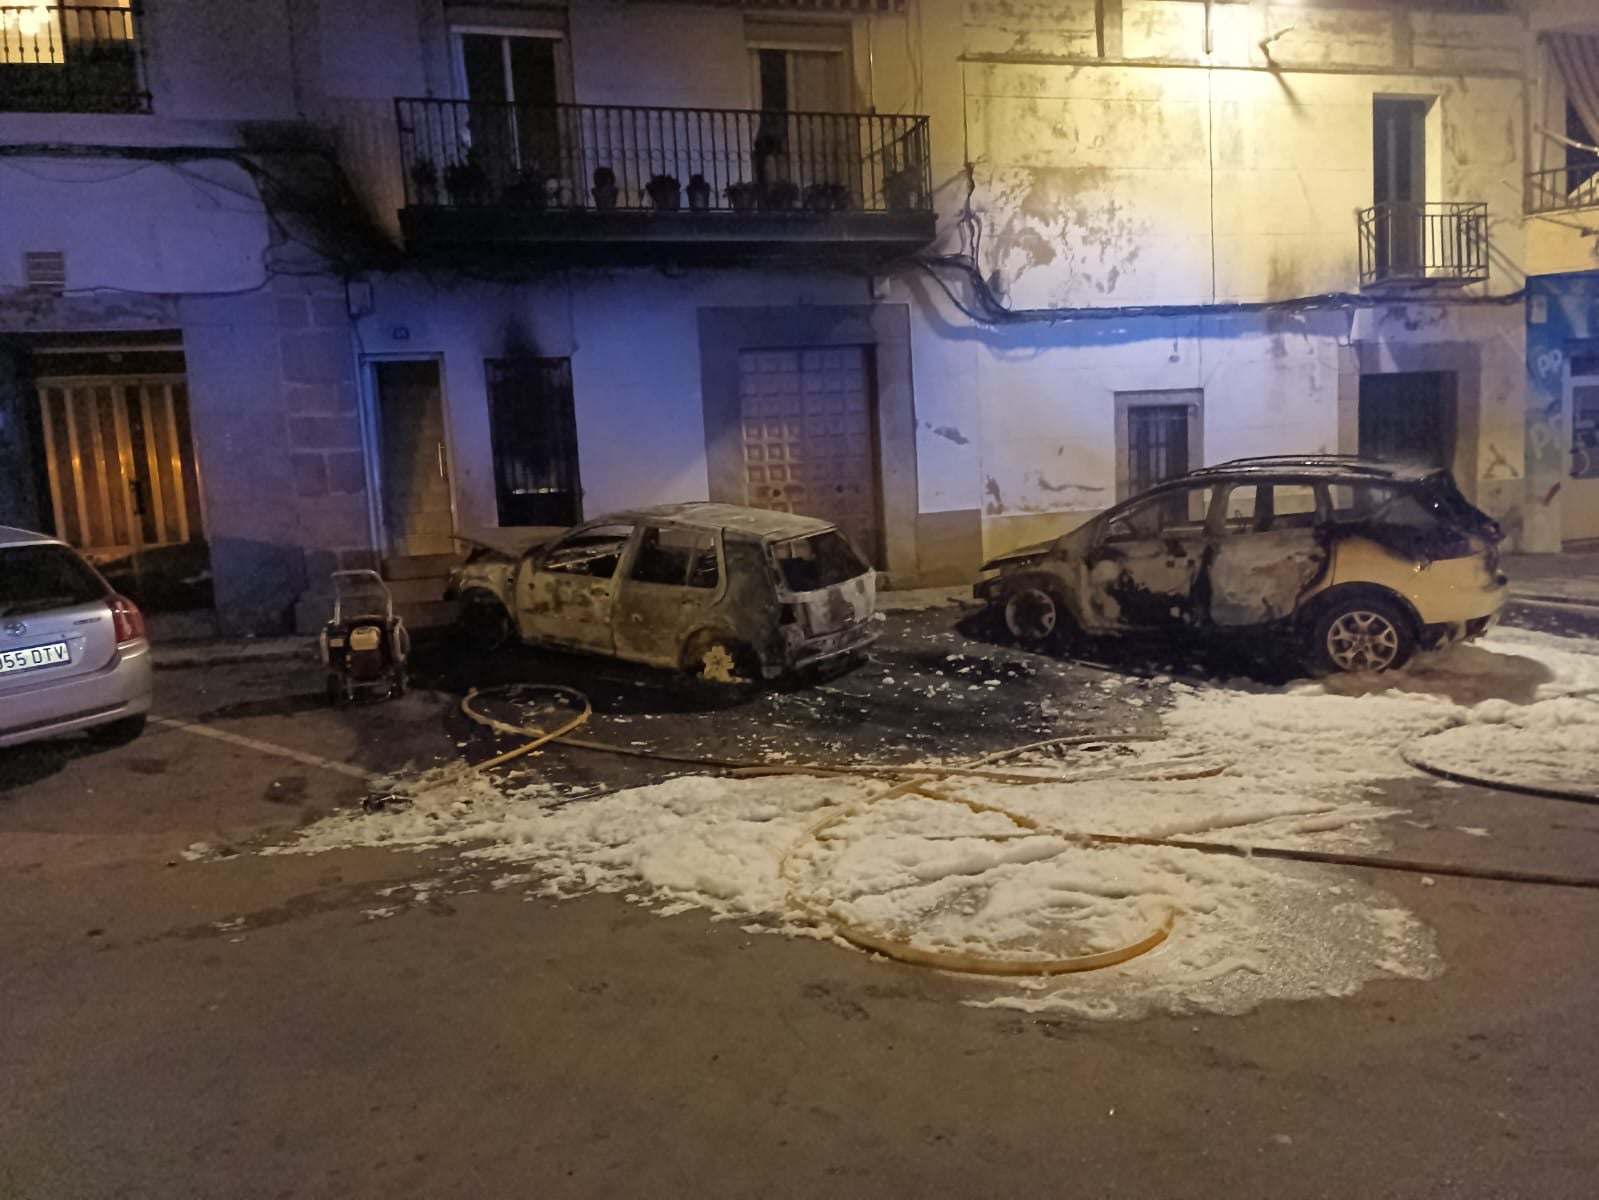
[359,353,459,560]
[1564,352,1599,546]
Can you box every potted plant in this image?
[591,166,619,210]
[760,179,800,211]
[503,166,548,211]
[882,166,921,212]
[724,180,757,211]
[803,182,849,213]
[408,156,439,205]
[686,173,713,211]
[645,174,682,212]
[444,156,488,207]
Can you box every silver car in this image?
[446,503,878,680]
[0,527,153,748]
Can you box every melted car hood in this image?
[456,526,569,560]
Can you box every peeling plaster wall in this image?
[961,62,1527,308]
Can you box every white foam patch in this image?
[270,629,1599,1020]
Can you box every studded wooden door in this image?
[737,346,881,563]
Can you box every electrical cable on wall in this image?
[904,162,1528,326]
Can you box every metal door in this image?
[1359,372,1452,468]
[737,346,882,563]
[1566,349,1599,546]
[374,360,454,558]
[36,375,197,555]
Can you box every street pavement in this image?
[3,603,1599,1199]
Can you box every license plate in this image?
[0,641,71,676]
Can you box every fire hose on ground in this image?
[444,684,1599,977]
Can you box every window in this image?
[770,530,868,592]
[629,528,719,589]
[1104,486,1214,543]
[542,525,633,579]
[1329,483,1398,521]
[454,27,570,186]
[0,0,146,113]
[746,20,854,203]
[1115,390,1203,500]
[485,358,581,527]
[0,543,108,617]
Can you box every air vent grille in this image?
[24,251,66,293]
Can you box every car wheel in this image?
[87,714,146,747]
[1311,596,1415,674]
[684,634,756,684]
[458,594,512,651]
[1003,584,1066,651]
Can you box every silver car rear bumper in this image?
[0,640,153,748]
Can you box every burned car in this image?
[976,457,1507,673]
[447,503,877,679]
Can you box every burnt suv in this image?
[447,503,877,680]
[975,457,1507,674]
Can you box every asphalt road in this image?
[2,606,1598,1199]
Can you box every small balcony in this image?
[1356,202,1489,290]
[1527,164,1599,215]
[0,3,148,113]
[394,98,936,265]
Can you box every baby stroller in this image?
[319,570,411,704]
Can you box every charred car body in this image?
[976,457,1507,673]
[447,503,877,679]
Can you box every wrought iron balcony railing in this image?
[0,2,147,113]
[1356,202,1489,288]
[394,97,932,219]
[1527,164,1599,215]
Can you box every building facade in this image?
[0,0,1593,634]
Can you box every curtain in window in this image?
[1549,34,1599,152]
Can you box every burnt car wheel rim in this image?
[1005,588,1058,642]
[1326,610,1401,672]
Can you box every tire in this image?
[1309,594,1415,675]
[682,633,757,684]
[458,594,512,652]
[87,714,146,747]
[1002,581,1068,651]
[326,673,348,707]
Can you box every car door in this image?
[612,526,724,667]
[514,522,636,654]
[1206,481,1329,626]
[1082,483,1215,630]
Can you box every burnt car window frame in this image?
[1099,483,1217,544]
[627,525,723,591]
[538,522,638,580]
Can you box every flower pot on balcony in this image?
[725,181,757,212]
[804,182,850,213]
[592,167,619,210]
[646,174,682,212]
[882,167,921,212]
[686,174,713,211]
[444,159,488,207]
[761,180,800,211]
[504,168,549,211]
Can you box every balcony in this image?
[1356,202,1489,290]
[0,3,148,113]
[393,98,935,265]
[1527,164,1599,215]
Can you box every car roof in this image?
[0,526,63,549]
[613,503,836,540]
[1179,456,1441,483]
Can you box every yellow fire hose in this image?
[449,684,1599,978]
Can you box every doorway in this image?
[736,345,883,565]
[1373,98,1429,277]
[1358,371,1455,469]
[1566,347,1599,547]
[28,336,211,612]
[372,360,454,559]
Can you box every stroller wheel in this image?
[326,673,348,707]
[389,671,408,700]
